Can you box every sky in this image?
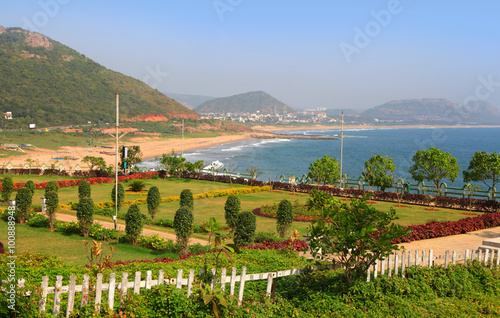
[1,0,500,110]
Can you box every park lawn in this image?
[0,220,178,266]
[0,131,112,150]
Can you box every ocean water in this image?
[141,127,500,188]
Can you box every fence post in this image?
[108,273,116,311]
[230,267,237,296]
[415,250,420,267]
[158,270,165,285]
[444,251,449,268]
[133,272,141,294]
[66,275,77,318]
[428,250,434,268]
[176,269,183,289]
[496,250,500,268]
[145,271,152,290]
[394,251,399,276]
[484,249,490,267]
[95,273,103,312]
[387,254,392,277]
[120,272,129,308]
[81,275,89,309]
[53,275,63,316]
[211,268,216,291]
[465,250,470,265]
[266,273,275,298]
[401,251,406,277]
[380,258,385,276]
[39,276,49,313]
[220,268,227,292]
[238,266,247,305]
[187,270,195,297]
[452,251,457,265]
[366,265,371,282]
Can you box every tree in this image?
[1,176,14,202]
[24,157,39,175]
[45,181,59,196]
[362,154,396,191]
[78,180,91,199]
[307,155,340,185]
[180,189,194,211]
[408,147,461,195]
[77,197,94,237]
[224,195,240,231]
[463,151,500,200]
[24,180,36,199]
[308,195,411,284]
[15,187,32,223]
[234,211,256,246]
[276,199,294,238]
[156,149,186,176]
[246,166,263,186]
[82,156,107,171]
[111,183,125,211]
[174,206,194,256]
[45,190,59,231]
[147,186,161,220]
[120,145,143,170]
[125,204,145,245]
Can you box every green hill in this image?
[0,26,198,128]
[195,91,295,114]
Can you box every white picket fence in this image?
[11,247,498,317]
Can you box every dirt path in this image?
[54,212,208,245]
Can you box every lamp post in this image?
[339,111,344,189]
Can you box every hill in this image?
[195,91,295,114]
[360,98,500,124]
[0,26,198,128]
[164,92,217,109]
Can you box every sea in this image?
[140,127,500,189]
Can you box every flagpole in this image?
[340,111,344,188]
[114,89,119,230]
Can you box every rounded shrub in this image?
[147,186,161,220]
[111,183,125,211]
[234,211,256,246]
[45,190,59,231]
[180,189,194,210]
[24,180,36,198]
[224,194,240,230]
[174,206,194,256]
[15,187,33,223]
[1,176,14,202]
[77,197,94,237]
[78,180,91,199]
[276,199,294,238]
[125,204,145,245]
[45,181,59,196]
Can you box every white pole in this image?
[114,89,119,230]
[340,111,344,188]
[181,118,184,156]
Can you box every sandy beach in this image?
[3,124,499,170]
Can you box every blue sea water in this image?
[141,127,500,188]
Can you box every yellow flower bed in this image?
[89,185,271,208]
[58,204,72,210]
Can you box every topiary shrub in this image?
[276,199,294,238]
[180,189,194,210]
[125,204,145,245]
[45,190,59,231]
[1,176,14,202]
[45,181,59,196]
[15,187,32,223]
[128,180,147,192]
[174,206,194,257]
[78,180,91,199]
[24,180,36,198]
[77,197,94,237]
[111,183,125,211]
[147,186,161,220]
[224,194,240,231]
[26,214,50,228]
[234,211,256,246]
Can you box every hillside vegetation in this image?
[0,26,197,128]
[195,91,295,114]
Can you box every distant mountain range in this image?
[195,91,296,114]
[0,26,197,127]
[360,98,500,124]
[164,92,216,109]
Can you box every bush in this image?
[89,223,118,241]
[78,180,91,199]
[154,218,174,228]
[254,232,285,243]
[180,189,194,210]
[234,211,256,246]
[44,181,59,195]
[137,234,176,252]
[56,222,81,235]
[224,194,240,230]
[128,180,147,192]
[111,183,125,211]
[26,214,50,228]
[125,204,145,245]
[15,187,32,223]
[45,190,59,231]
[174,206,194,256]
[24,180,36,198]
[77,198,94,237]
[1,176,14,202]
[276,199,294,238]
[147,186,161,220]
[94,208,115,217]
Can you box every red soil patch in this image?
[424,208,439,211]
[394,205,407,207]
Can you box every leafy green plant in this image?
[77,197,94,237]
[78,180,91,199]
[45,190,59,231]
[24,180,36,198]
[463,151,500,200]
[224,194,240,231]
[124,204,145,245]
[44,180,59,195]
[90,223,118,241]
[362,154,396,191]
[174,206,194,257]
[234,211,256,246]
[147,186,161,220]
[180,189,194,210]
[15,187,32,223]
[26,213,50,228]
[127,180,147,192]
[1,176,14,202]
[276,199,294,238]
[307,155,340,186]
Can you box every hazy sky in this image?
[1,0,500,110]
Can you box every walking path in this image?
[54,212,208,245]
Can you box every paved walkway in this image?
[54,212,209,245]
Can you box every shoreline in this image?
[3,124,499,170]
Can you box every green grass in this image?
[0,220,177,266]
[0,131,113,151]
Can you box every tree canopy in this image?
[463,151,500,198]
[307,155,340,185]
[362,154,396,191]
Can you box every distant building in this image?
[4,112,12,120]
